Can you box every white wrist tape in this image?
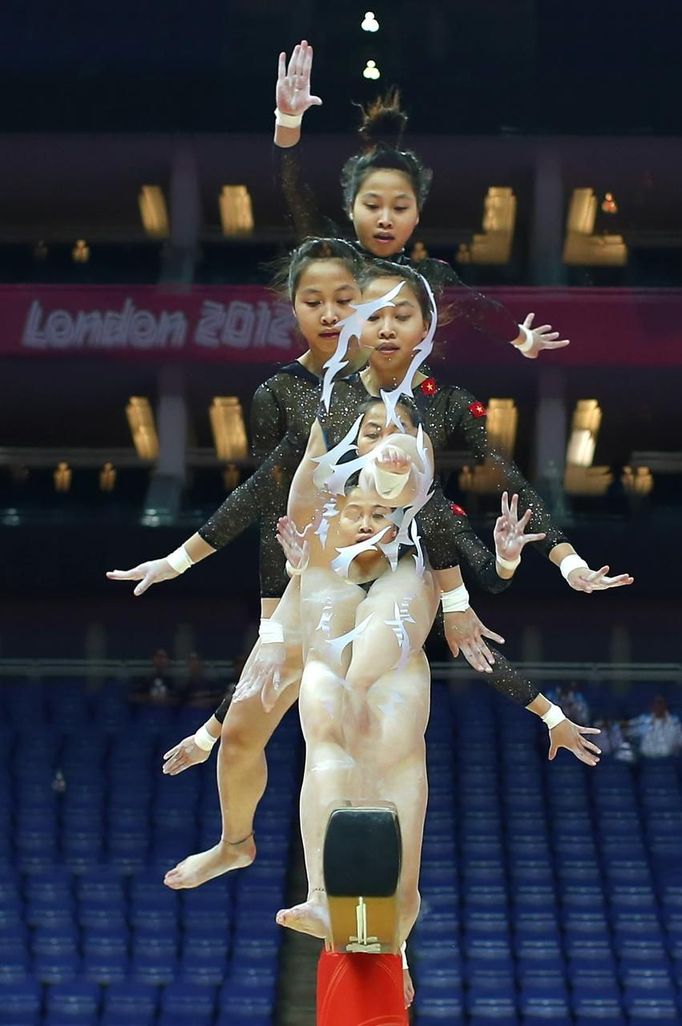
[541,703,566,730]
[285,560,306,578]
[560,554,588,580]
[401,942,408,970]
[496,552,521,571]
[441,585,470,614]
[166,545,194,574]
[515,323,534,354]
[259,618,285,644]
[274,108,303,128]
[194,725,218,752]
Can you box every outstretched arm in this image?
[273,40,324,241]
[427,259,569,356]
[107,417,309,596]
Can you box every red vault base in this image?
[316,950,408,1026]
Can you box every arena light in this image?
[210,397,248,460]
[72,239,90,264]
[564,399,613,496]
[485,399,517,459]
[563,188,627,265]
[223,465,241,491]
[566,399,601,467]
[99,462,117,492]
[622,465,653,496]
[126,397,159,461]
[459,188,516,265]
[363,59,380,80]
[361,11,379,31]
[219,186,254,235]
[138,185,170,238]
[54,462,72,493]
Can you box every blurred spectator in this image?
[130,647,178,705]
[592,716,634,761]
[177,652,223,708]
[546,682,590,724]
[628,695,682,758]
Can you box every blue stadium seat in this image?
[179,935,230,983]
[520,995,571,1023]
[514,910,558,935]
[157,981,217,1026]
[78,907,127,936]
[31,950,80,985]
[415,911,460,942]
[130,944,177,985]
[560,884,604,912]
[564,911,611,940]
[101,981,158,1026]
[409,994,465,1022]
[44,980,100,1026]
[573,997,625,1025]
[617,938,670,971]
[76,866,126,907]
[609,885,657,912]
[567,939,616,974]
[624,995,679,1024]
[0,980,42,1025]
[466,994,518,1026]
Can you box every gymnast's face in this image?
[293,259,361,361]
[351,169,419,257]
[361,276,430,377]
[337,488,395,548]
[356,402,417,457]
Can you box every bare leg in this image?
[165,588,303,889]
[359,653,431,943]
[276,657,357,937]
[343,561,437,942]
[279,563,436,941]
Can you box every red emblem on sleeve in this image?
[468,400,487,418]
[450,503,467,517]
[419,376,438,396]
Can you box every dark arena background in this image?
[2,2,682,1025]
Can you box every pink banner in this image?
[1,284,681,366]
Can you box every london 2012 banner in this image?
[0,284,681,366]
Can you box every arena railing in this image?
[0,659,680,684]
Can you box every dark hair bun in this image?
[358,88,408,149]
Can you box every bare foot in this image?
[276,897,330,939]
[164,836,256,890]
[403,967,414,1008]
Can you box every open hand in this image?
[233,642,287,711]
[443,607,505,674]
[276,515,310,572]
[517,312,570,359]
[106,558,178,597]
[276,39,322,118]
[162,734,212,776]
[567,564,634,594]
[548,719,601,766]
[494,491,546,563]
